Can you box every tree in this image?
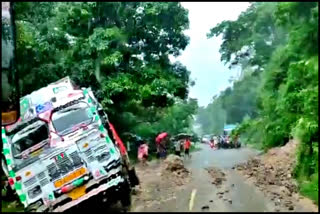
[207,2,318,203]
[14,2,192,136]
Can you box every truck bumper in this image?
[36,168,125,212]
[53,176,124,212]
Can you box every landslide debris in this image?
[161,154,191,186]
[205,167,227,188]
[234,140,317,211]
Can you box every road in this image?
[69,143,316,212]
[130,144,277,212]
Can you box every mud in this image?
[234,140,318,212]
[205,167,227,187]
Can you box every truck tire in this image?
[120,179,131,208]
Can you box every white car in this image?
[201,135,211,144]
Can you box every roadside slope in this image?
[235,140,318,212]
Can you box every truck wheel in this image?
[120,180,131,208]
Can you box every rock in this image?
[268,180,275,185]
[288,205,294,210]
[209,200,213,203]
[201,205,210,210]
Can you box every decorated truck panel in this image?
[1,77,135,212]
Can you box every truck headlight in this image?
[28,185,42,199]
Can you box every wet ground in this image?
[37,143,317,212]
[129,144,317,212]
[130,144,276,212]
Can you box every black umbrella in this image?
[172,133,192,140]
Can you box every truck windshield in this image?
[11,120,49,159]
[52,102,93,136]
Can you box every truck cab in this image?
[1,77,136,212]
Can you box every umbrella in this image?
[173,133,192,140]
[156,132,168,144]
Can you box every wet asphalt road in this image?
[152,144,275,212]
[129,143,277,212]
[63,144,317,212]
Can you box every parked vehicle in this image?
[201,135,211,144]
[1,77,138,212]
[217,125,241,149]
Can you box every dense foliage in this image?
[13,2,198,141]
[200,2,318,203]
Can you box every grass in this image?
[297,173,318,205]
[1,199,24,212]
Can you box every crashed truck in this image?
[1,77,139,212]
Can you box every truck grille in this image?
[87,156,96,162]
[69,151,82,167]
[94,144,107,153]
[47,163,61,180]
[47,152,85,181]
[84,148,92,157]
[23,176,37,188]
[37,171,46,180]
[40,178,50,186]
[56,156,74,175]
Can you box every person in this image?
[159,140,167,159]
[175,139,182,156]
[209,138,215,149]
[184,137,191,158]
[155,132,168,160]
[213,135,218,147]
[138,142,149,166]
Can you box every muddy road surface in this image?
[129,144,317,212]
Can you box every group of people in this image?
[208,134,240,149]
[137,135,192,166]
[174,137,191,158]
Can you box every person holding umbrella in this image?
[155,132,169,160]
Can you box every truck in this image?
[222,124,240,149]
[1,77,139,212]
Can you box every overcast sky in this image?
[170,2,250,107]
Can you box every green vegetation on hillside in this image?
[198,2,318,203]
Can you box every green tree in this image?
[14,2,192,136]
[207,2,318,203]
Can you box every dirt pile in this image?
[205,167,227,188]
[161,154,191,186]
[234,140,304,211]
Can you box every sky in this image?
[170,2,250,107]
